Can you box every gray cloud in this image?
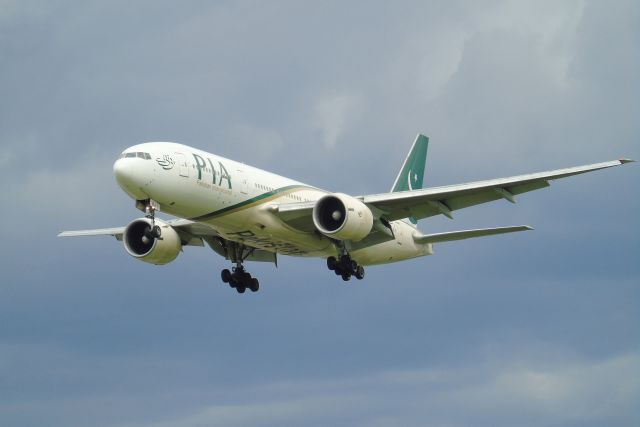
[1,1,638,426]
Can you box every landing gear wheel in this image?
[341,273,351,281]
[249,278,260,292]
[327,256,337,271]
[355,266,365,280]
[221,269,232,283]
[219,242,264,293]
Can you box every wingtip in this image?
[619,158,635,164]
[524,225,534,231]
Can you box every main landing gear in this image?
[220,242,260,294]
[221,266,259,293]
[327,254,365,282]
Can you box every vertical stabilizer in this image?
[390,134,429,193]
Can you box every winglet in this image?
[619,158,635,164]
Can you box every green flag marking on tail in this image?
[390,134,429,224]
[391,134,429,192]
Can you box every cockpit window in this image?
[120,152,151,159]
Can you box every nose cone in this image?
[114,158,148,199]
[113,158,131,185]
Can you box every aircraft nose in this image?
[113,158,133,187]
[114,157,148,199]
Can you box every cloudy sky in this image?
[1,1,638,426]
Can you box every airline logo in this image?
[156,155,175,170]
[192,153,233,189]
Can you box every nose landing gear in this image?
[140,199,162,244]
[327,254,365,282]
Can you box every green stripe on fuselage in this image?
[190,185,313,221]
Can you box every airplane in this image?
[59,134,633,293]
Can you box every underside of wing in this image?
[363,159,632,222]
[267,201,316,232]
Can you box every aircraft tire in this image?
[355,266,365,280]
[327,256,337,270]
[250,278,259,292]
[341,273,351,281]
[221,269,232,283]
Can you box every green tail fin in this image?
[391,134,429,225]
[391,134,429,193]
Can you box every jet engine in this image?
[123,218,181,265]
[312,193,373,242]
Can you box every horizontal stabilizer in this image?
[413,225,533,244]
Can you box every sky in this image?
[1,1,639,426]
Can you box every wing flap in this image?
[414,225,533,244]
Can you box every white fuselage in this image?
[113,142,431,266]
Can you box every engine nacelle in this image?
[312,193,373,242]
[123,218,181,265]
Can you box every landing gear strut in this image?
[327,254,365,282]
[141,199,161,244]
[220,242,260,294]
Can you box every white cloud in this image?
[223,123,285,164]
[440,353,640,422]
[3,146,127,239]
[112,351,640,427]
[312,93,362,149]
[470,0,586,87]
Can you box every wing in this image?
[363,159,633,221]
[57,219,211,245]
[270,159,632,229]
[58,219,276,263]
[58,227,126,240]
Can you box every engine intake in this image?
[123,218,181,265]
[312,193,373,242]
